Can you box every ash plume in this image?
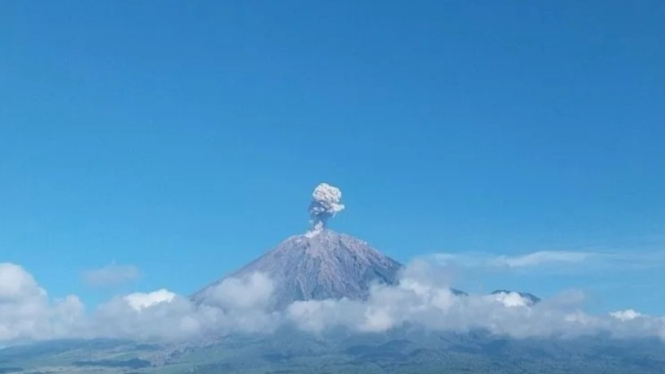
[308,183,345,231]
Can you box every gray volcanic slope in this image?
[192,229,403,309]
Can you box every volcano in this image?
[190,183,472,309]
[192,229,403,309]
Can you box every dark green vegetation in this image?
[73,358,151,369]
[0,368,22,374]
[1,330,664,374]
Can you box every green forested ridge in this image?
[1,329,663,374]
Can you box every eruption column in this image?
[308,183,345,232]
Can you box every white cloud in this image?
[201,272,275,310]
[610,309,644,321]
[491,291,531,308]
[0,263,45,302]
[1,260,665,344]
[434,249,665,272]
[434,250,591,269]
[493,251,591,268]
[87,273,281,341]
[124,289,175,311]
[0,263,84,342]
[81,262,140,288]
[284,261,665,340]
[91,294,215,341]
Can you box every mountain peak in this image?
[192,230,403,310]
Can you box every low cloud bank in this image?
[1,260,664,344]
[0,263,85,342]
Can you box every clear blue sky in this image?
[1,1,664,313]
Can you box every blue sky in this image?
[1,1,664,313]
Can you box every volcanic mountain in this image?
[192,183,468,309]
[192,229,403,309]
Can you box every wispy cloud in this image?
[492,251,591,267]
[432,249,665,272]
[81,262,140,288]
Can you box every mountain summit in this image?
[192,229,403,310]
[192,183,404,309]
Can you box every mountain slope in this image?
[7,331,665,374]
[192,229,403,309]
